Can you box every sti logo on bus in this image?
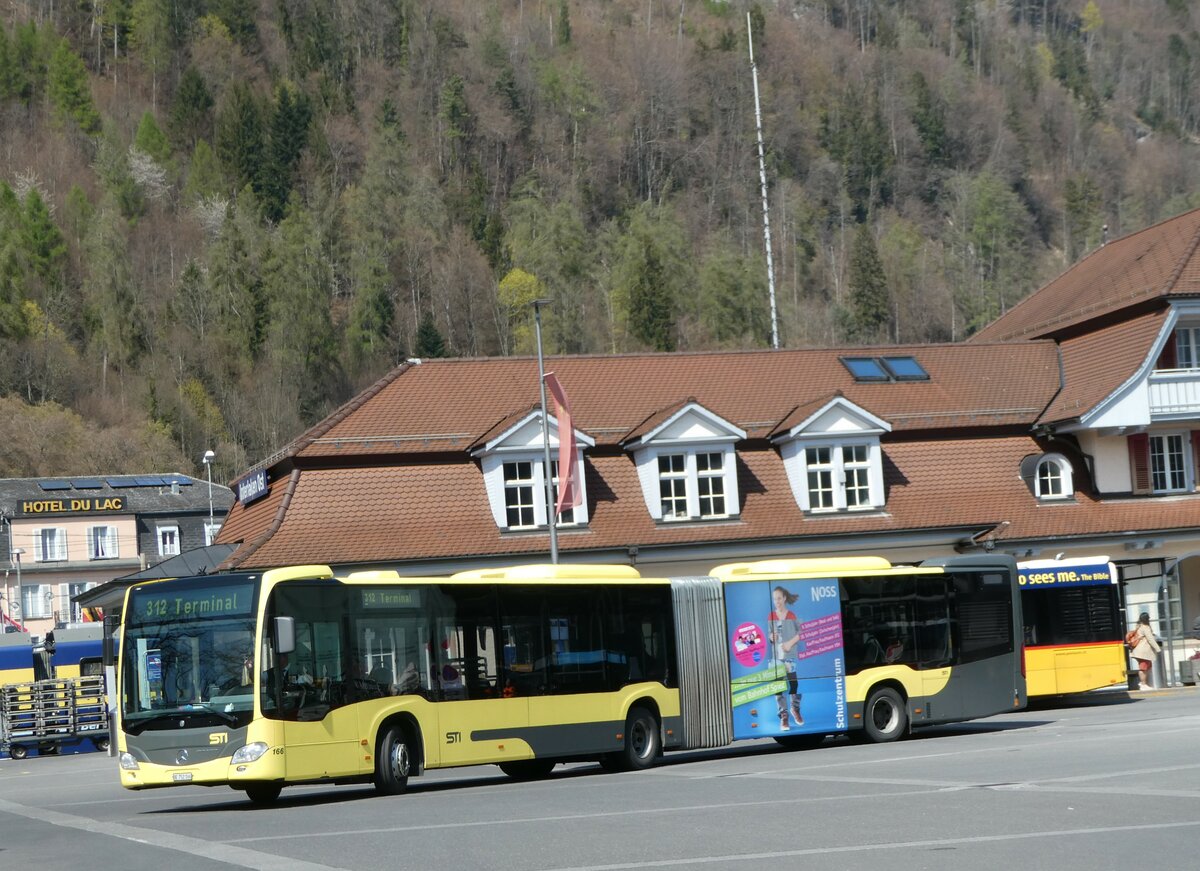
[811,584,837,602]
[209,733,228,745]
[446,731,462,744]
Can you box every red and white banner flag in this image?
[544,372,582,517]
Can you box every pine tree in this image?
[261,84,312,222]
[169,67,214,150]
[182,140,225,203]
[611,203,691,352]
[0,183,27,339]
[414,311,447,358]
[845,222,890,343]
[47,39,100,135]
[134,111,172,164]
[214,81,265,197]
[21,189,66,288]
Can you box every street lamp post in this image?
[203,450,215,544]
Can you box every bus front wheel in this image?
[9,744,28,760]
[603,706,659,772]
[862,687,907,743]
[374,725,412,796]
[245,783,282,805]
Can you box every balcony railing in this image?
[1149,368,1200,416]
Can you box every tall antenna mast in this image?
[748,12,779,350]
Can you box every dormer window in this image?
[1035,454,1073,500]
[473,410,593,531]
[772,395,891,514]
[624,401,745,523]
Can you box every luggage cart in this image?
[1,676,110,760]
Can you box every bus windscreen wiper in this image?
[124,705,237,734]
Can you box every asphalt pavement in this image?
[2,688,1198,871]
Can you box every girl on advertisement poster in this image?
[768,586,804,730]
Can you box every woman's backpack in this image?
[1125,627,1142,647]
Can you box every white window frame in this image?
[1176,326,1200,369]
[796,440,884,513]
[1150,432,1190,493]
[1035,454,1074,501]
[157,524,181,557]
[502,459,538,529]
[21,583,53,619]
[204,521,222,547]
[696,451,727,518]
[88,525,119,560]
[658,453,689,520]
[635,444,739,522]
[66,582,91,623]
[33,527,68,562]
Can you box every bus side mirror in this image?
[274,617,295,655]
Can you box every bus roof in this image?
[450,564,644,582]
[711,557,939,581]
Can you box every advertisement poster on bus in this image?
[724,578,846,740]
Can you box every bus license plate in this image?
[172,772,193,782]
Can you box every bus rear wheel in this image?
[374,725,412,796]
[245,783,282,805]
[498,759,556,780]
[9,744,28,760]
[863,687,907,743]
[603,706,659,772]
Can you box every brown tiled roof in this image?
[621,398,698,444]
[221,433,1200,569]
[216,343,1069,567]
[973,208,1200,342]
[293,342,1060,461]
[1039,309,1167,424]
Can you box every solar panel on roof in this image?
[163,474,193,486]
[840,357,889,382]
[135,476,165,486]
[39,480,71,491]
[880,356,929,381]
[71,479,103,489]
[106,477,138,488]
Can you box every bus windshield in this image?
[122,577,259,731]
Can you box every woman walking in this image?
[1129,612,1161,690]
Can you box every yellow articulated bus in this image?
[115,554,1024,804]
[1018,557,1129,696]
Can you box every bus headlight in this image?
[231,742,269,764]
[118,752,140,770]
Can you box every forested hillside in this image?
[2,0,1199,481]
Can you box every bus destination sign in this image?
[131,584,255,622]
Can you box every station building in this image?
[215,209,1200,683]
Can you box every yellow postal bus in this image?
[115,555,1024,803]
[1018,557,1128,696]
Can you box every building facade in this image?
[2,474,234,636]
[215,209,1200,684]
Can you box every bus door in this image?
[268,585,364,779]
[916,576,962,723]
[433,586,526,767]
